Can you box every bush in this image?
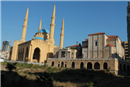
[46,67,57,73]
[43,63,48,68]
[107,67,111,72]
[86,82,94,87]
[33,65,42,69]
[109,73,115,77]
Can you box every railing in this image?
[47,58,118,60]
[5,60,45,65]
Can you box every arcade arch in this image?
[103,62,107,69]
[87,62,92,69]
[72,62,75,68]
[80,62,84,69]
[33,48,40,63]
[61,62,64,67]
[94,62,100,69]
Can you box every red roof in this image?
[107,35,118,40]
[107,38,116,40]
[108,35,118,37]
[88,32,105,35]
[106,44,115,47]
[68,44,79,47]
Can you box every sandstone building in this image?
[10,5,65,63]
[82,33,125,59]
[47,32,130,75]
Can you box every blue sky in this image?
[1,1,128,48]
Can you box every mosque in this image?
[10,5,64,63]
[10,4,130,75]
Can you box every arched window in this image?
[58,64,60,67]
[61,62,64,67]
[80,62,84,69]
[65,64,67,68]
[103,62,107,69]
[51,61,54,66]
[87,62,92,69]
[72,62,75,68]
[94,62,100,69]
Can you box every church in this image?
[10,5,65,63]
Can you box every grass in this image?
[46,67,57,73]
[1,61,7,65]
[1,61,47,69]
[16,63,33,68]
[33,64,43,69]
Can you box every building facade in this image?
[1,41,10,52]
[122,41,129,61]
[47,32,130,75]
[82,32,125,60]
[1,41,11,59]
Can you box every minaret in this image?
[49,5,56,43]
[60,18,64,48]
[38,19,42,31]
[20,7,29,42]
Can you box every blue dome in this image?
[34,37,44,40]
[38,29,50,33]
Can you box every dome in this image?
[38,29,50,33]
[34,37,44,40]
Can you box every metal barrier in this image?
[5,60,45,65]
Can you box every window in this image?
[72,52,74,55]
[95,40,98,46]
[65,64,67,67]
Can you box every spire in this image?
[52,5,56,17]
[62,18,64,30]
[20,7,29,42]
[38,19,42,31]
[25,7,29,19]
[49,5,56,44]
[60,18,65,48]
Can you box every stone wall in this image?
[47,58,130,75]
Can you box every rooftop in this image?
[88,32,105,35]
